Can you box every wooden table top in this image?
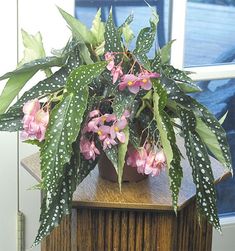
[21,149,231,212]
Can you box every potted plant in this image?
[0,6,232,246]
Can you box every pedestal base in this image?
[42,199,212,251]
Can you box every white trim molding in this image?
[186,64,235,81]
[170,0,187,69]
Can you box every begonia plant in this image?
[0,6,232,246]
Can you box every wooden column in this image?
[22,152,230,251]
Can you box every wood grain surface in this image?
[21,150,231,211]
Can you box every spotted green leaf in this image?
[162,111,182,212]
[153,80,173,168]
[104,11,123,63]
[153,80,182,211]
[34,146,98,246]
[179,107,221,232]
[134,21,156,55]
[161,75,232,174]
[196,117,231,171]
[104,146,118,171]
[133,20,156,70]
[91,8,105,45]
[112,89,135,119]
[0,108,23,131]
[0,57,63,81]
[151,52,161,73]
[135,53,151,71]
[162,65,201,93]
[117,126,130,187]
[41,62,106,194]
[118,13,134,34]
[129,121,141,149]
[33,148,79,246]
[10,48,81,110]
[195,105,232,174]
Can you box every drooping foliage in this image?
[0,7,232,246]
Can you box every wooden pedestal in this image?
[21,151,230,251]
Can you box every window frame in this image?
[170,0,235,81]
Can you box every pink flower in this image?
[118,74,140,94]
[111,65,123,83]
[21,99,49,142]
[119,71,160,94]
[137,71,160,91]
[89,109,100,118]
[144,150,166,176]
[127,148,147,174]
[96,125,111,141]
[84,110,129,151]
[87,118,100,132]
[127,145,166,177]
[87,112,117,133]
[80,137,100,160]
[101,113,116,123]
[103,136,117,150]
[110,117,127,143]
[105,52,115,71]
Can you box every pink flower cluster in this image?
[104,51,160,94]
[105,52,123,83]
[80,109,129,160]
[79,137,100,161]
[119,71,160,94]
[127,144,166,177]
[21,99,49,142]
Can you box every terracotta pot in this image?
[98,150,147,183]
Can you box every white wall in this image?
[0,2,18,250]
[0,1,73,250]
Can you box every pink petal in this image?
[149,72,160,78]
[122,110,130,118]
[141,80,152,90]
[118,81,127,91]
[116,119,127,130]
[128,85,140,94]
[23,99,40,115]
[106,114,116,122]
[112,72,119,83]
[107,61,115,71]
[20,131,29,141]
[144,166,152,175]
[35,110,49,126]
[117,131,126,143]
[100,125,111,134]
[89,109,100,118]
[87,120,98,132]
[110,126,116,139]
[122,74,138,82]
